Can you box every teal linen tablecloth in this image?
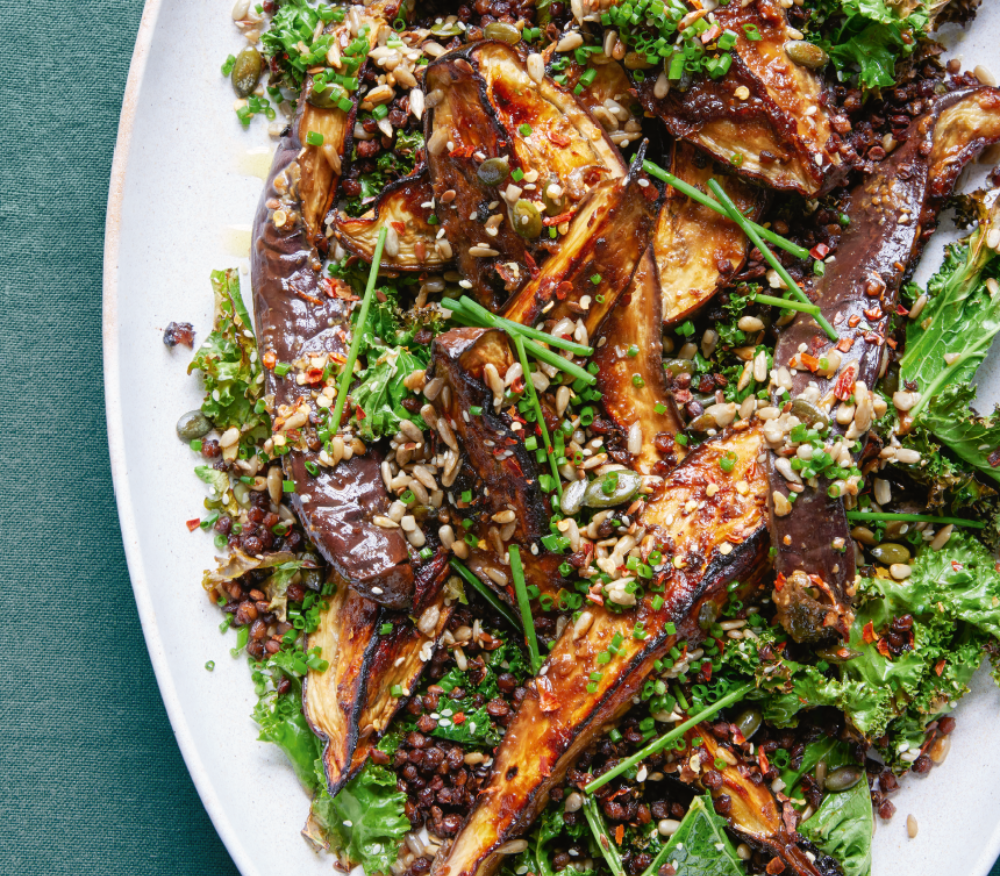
[0,3,997,875]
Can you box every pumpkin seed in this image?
[583,470,642,508]
[511,199,543,239]
[735,707,762,740]
[824,765,863,792]
[664,358,697,376]
[789,398,830,429]
[231,47,263,97]
[484,22,521,44]
[176,410,212,441]
[624,51,655,70]
[785,40,829,70]
[477,157,510,187]
[559,479,588,516]
[870,543,911,566]
[541,175,566,216]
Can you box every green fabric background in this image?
[0,2,998,875]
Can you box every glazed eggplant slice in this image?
[655,142,762,326]
[423,41,623,310]
[501,153,660,336]
[637,0,846,196]
[305,553,453,794]
[767,86,1000,642]
[330,169,448,271]
[251,4,417,609]
[678,724,841,876]
[430,425,769,876]
[593,249,685,476]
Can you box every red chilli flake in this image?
[614,825,625,846]
[834,364,857,401]
[186,518,201,532]
[836,336,855,353]
[862,621,877,644]
[452,712,466,725]
[800,353,820,372]
[810,243,830,259]
[935,659,947,677]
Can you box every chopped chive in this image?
[306,130,324,145]
[706,178,838,342]
[380,622,394,635]
[331,227,388,430]
[273,362,291,377]
[449,296,593,356]
[282,480,295,493]
[518,123,533,136]
[511,168,525,182]
[509,545,543,674]
[751,292,820,316]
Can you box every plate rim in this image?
[100,6,1000,876]
[102,3,263,875]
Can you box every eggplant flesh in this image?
[678,725,842,876]
[305,554,453,794]
[637,0,846,197]
[423,41,623,311]
[252,105,414,609]
[768,86,1000,643]
[593,249,686,477]
[655,142,761,326]
[430,424,769,876]
[502,152,660,337]
[331,169,448,270]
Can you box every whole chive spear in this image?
[442,297,596,386]
[449,558,523,630]
[846,511,985,530]
[642,160,809,261]
[584,682,753,794]
[706,178,838,342]
[331,227,388,430]
[513,334,563,501]
[509,545,543,673]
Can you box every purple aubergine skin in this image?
[768,87,1000,642]
[251,113,414,610]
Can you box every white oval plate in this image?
[104,3,1000,875]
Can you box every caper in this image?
[477,157,510,187]
[231,47,264,97]
[789,398,830,429]
[824,765,863,792]
[177,410,212,441]
[511,199,543,239]
[560,478,588,516]
[541,175,566,216]
[484,22,521,44]
[870,543,912,566]
[664,358,696,376]
[301,568,324,591]
[698,601,720,630]
[233,482,251,506]
[735,707,762,740]
[583,470,643,509]
[623,51,655,71]
[307,79,342,109]
[784,40,829,70]
[814,645,862,664]
[881,363,900,397]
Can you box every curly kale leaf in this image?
[310,763,411,876]
[252,679,323,790]
[801,761,873,876]
[915,384,1000,486]
[188,269,269,448]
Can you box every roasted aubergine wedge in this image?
[330,169,448,271]
[252,92,415,609]
[766,86,1000,643]
[674,724,842,876]
[430,424,769,876]
[424,40,624,310]
[305,554,452,794]
[637,0,847,196]
[655,142,762,326]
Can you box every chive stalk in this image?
[509,545,543,674]
[457,295,594,357]
[584,683,753,794]
[706,179,838,342]
[752,293,820,316]
[442,298,596,385]
[513,334,563,500]
[583,797,626,876]
[642,160,809,260]
[449,558,523,630]
[331,227,388,430]
[846,511,985,530]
